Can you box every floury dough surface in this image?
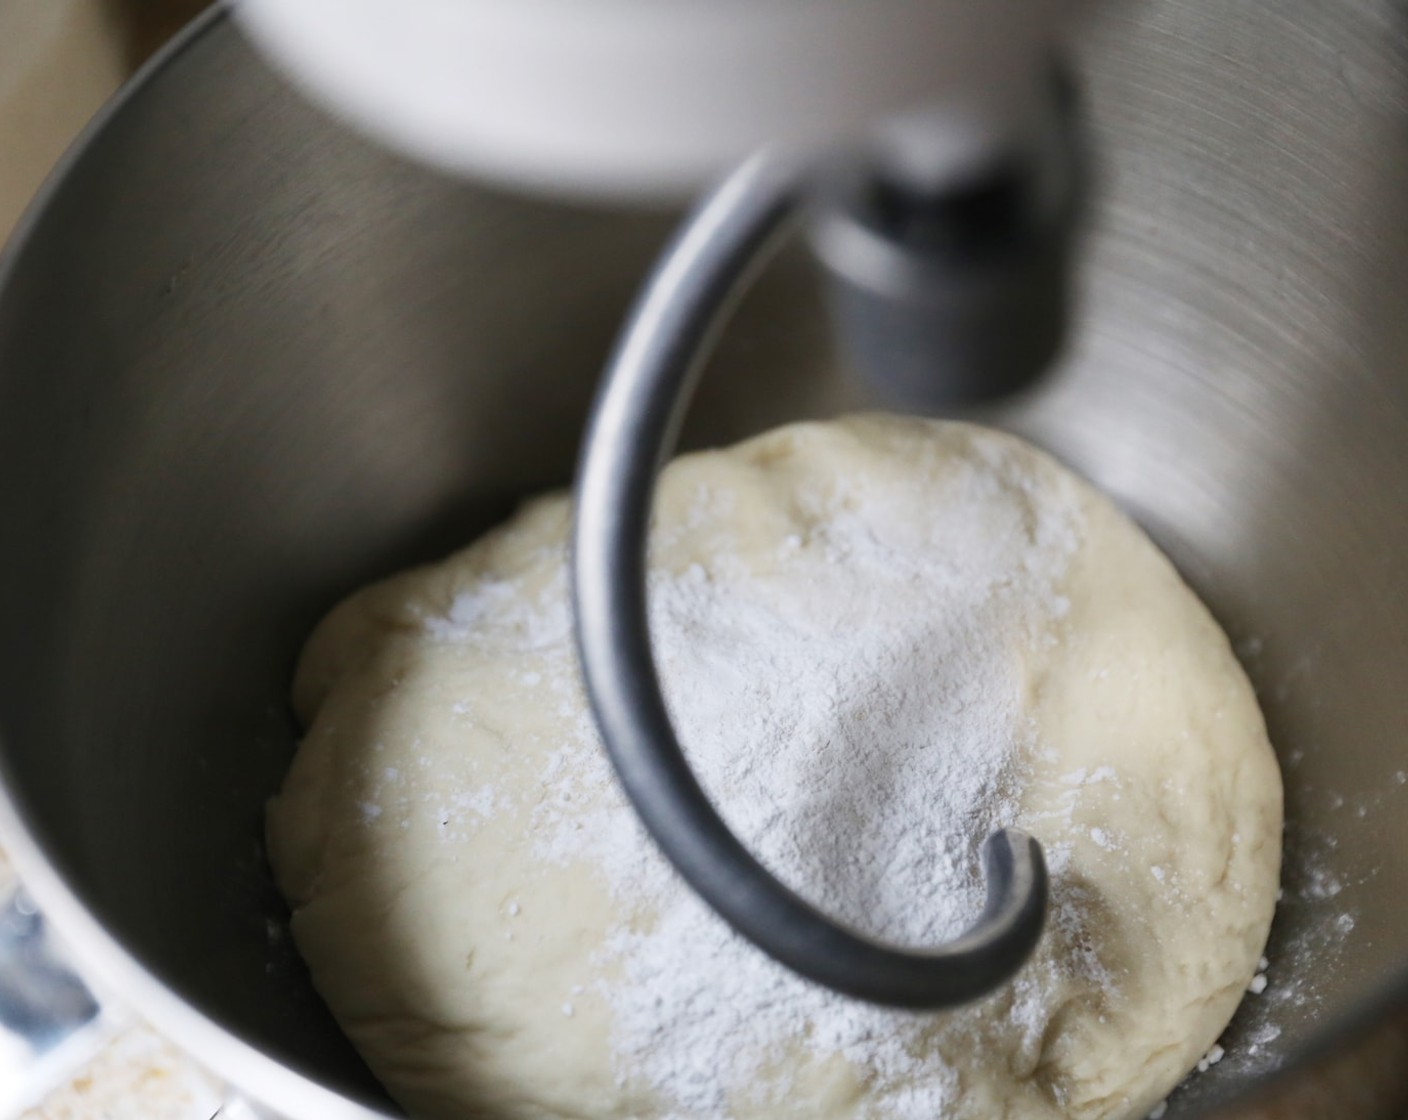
[267,415,1283,1120]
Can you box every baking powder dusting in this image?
[409,434,1116,1117]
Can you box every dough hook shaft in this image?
[571,154,1049,1008]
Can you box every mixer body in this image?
[231,0,1089,201]
[0,3,1407,1117]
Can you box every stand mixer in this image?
[1,0,1407,1117]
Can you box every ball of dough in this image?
[268,415,1282,1120]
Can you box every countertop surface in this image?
[0,847,224,1119]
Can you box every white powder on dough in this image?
[495,435,1095,1115]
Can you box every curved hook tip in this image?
[980,827,1049,949]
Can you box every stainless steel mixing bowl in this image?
[1,3,1407,1118]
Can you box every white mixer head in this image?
[232,0,1088,199]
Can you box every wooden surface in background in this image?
[108,0,212,67]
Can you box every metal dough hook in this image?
[570,139,1081,1007]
